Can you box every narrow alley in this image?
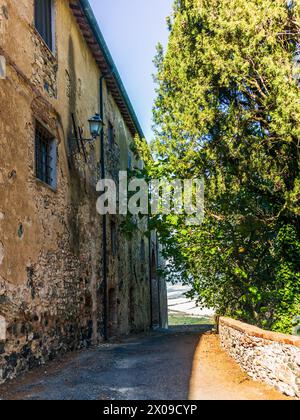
[0,326,289,401]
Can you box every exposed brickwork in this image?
[31,27,58,98]
[219,317,300,398]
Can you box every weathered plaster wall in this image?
[0,0,152,382]
[219,317,300,398]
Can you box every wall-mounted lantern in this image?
[70,113,104,161]
[88,113,104,141]
[71,112,104,144]
[87,114,104,141]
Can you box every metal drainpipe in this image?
[100,74,108,341]
[99,70,114,341]
[148,216,153,330]
[156,231,162,328]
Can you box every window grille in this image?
[35,122,57,189]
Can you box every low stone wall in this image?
[219,317,300,398]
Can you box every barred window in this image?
[35,122,57,189]
[128,152,132,170]
[34,0,54,51]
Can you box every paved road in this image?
[0,326,289,400]
[0,326,211,401]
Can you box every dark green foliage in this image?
[147,0,300,334]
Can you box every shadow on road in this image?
[0,326,213,400]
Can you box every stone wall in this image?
[219,317,300,398]
[0,0,161,383]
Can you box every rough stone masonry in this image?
[0,0,167,383]
[219,317,300,398]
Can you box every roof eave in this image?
[69,0,145,140]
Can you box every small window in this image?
[128,153,132,170]
[111,221,117,256]
[108,122,114,148]
[35,121,57,189]
[35,0,54,51]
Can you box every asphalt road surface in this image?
[0,325,289,400]
[0,326,211,401]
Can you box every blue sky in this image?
[89,0,173,141]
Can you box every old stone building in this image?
[0,0,167,383]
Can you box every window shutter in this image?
[34,0,53,50]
